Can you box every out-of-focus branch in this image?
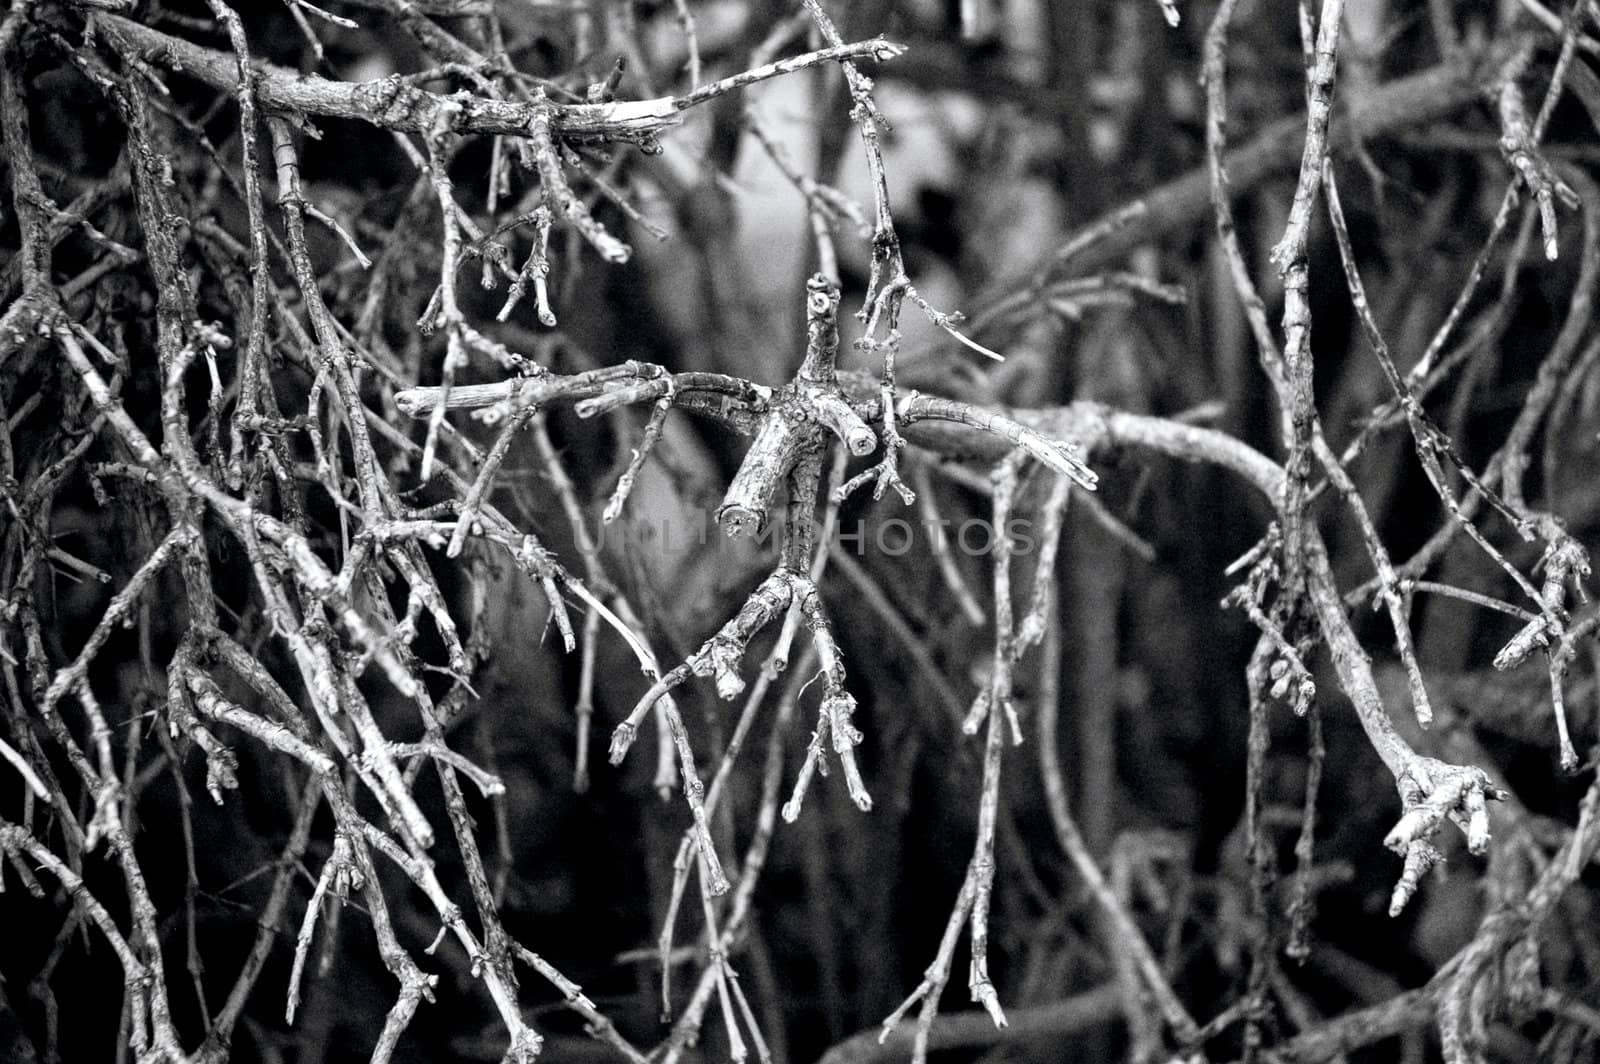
[818,984,1121,1064]
[945,33,1530,341]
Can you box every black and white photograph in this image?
[1,0,1598,1061]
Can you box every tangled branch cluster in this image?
[2,0,1599,1063]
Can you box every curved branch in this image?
[97,14,901,142]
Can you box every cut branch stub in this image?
[799,275,843,384]
[1383,756,1509,916]
[718,408,812,537]
[717,275,879,536]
